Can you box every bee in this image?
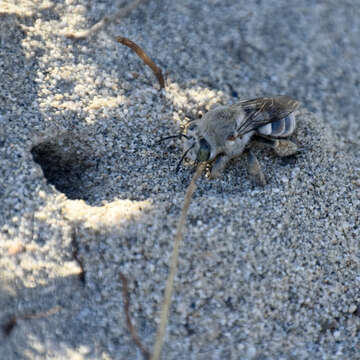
[161,96,301,185]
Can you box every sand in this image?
[1,1,359,359]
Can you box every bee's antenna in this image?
[157,134,190,143]
[175,143,195,173]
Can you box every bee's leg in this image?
[209,154,231,179]
[273,139,301,157]
[246,150,266,186]
[252,135,300,157]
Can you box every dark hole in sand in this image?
[31,140,96,201]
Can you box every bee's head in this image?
[184,121,215,163]
[196,138,211,162]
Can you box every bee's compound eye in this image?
[197,138,211,162]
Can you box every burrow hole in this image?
[31,136,97,201]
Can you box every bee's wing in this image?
[235,96,299,137]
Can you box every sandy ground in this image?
[0,1,359,359]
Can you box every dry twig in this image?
[116,36,165,89]
[119,272,150,360]
[2,306,62,337]
[151,164,205,360]
[71,226,86,284]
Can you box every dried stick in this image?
[151,164,205,360]
[21,306,62,320]
[116,36,165,89]
[119,272,150,360]
[2,306,62,336]
[71,226,86,284]
[65,0,147,40]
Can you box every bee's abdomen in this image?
[256,113,296,138]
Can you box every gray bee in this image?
[161,96,301,185]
